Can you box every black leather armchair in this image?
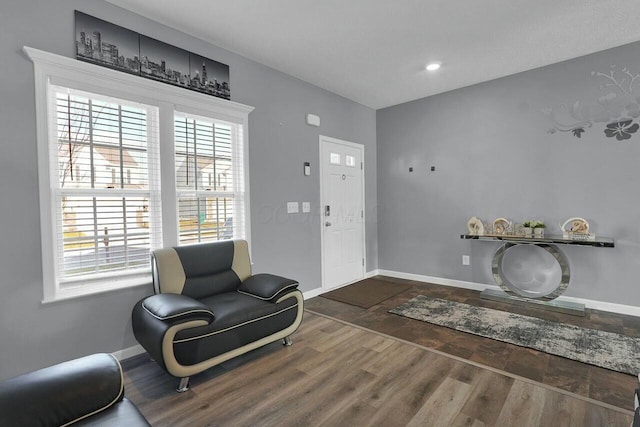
[132,239,303,391]
[0,353,149,426]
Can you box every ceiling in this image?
[106,0,640,110]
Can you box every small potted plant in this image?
[531,220,546,237]
[522,221,532,236]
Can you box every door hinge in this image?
[361,162,363,170]
[361,210,363,218]
[362,258,365,266]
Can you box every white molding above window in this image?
[24,46,254,303]
[23,47,254,119]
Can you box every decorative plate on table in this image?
[492,218,511,235]
[561,217,592,239]
[467,217,485,235]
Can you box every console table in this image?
[460,234,614,315]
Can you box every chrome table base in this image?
[480,289,585,316]
[460,234,614,317]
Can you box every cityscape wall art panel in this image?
[189,53,230,99]
[74,11,231,100]
[139,35,190,89]
[75,11,140,75]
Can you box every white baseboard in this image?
[114,270,640,362]
[376,269,640,317]
[365,270,379,279]
[556,295,640,317]
[375,269,500,293]
[111,344,145,361]
[303,270,382,300]
[303,287,323,299]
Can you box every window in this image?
[26,47,253,302]
[330,152,341,165]
[174,112,245,244]
[52,87,162,283]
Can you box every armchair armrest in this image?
[142,293,215,324]
[133,295,214,374]
[238,273,299,301]
[0,353,124,426]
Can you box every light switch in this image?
[302,202,310,213]
[287,202,299,213]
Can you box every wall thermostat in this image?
[306,114,320,127]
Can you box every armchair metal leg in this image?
[282,336,292,346]
[177,377,190,393]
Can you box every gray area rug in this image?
[389,295,640,375]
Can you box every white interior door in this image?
[320,136,365,291]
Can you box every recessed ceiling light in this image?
[426,63,441,71]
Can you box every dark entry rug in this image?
[321,278,411,309]
[389,295,640,375]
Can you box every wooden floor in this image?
[306,276,640,412]
[123,310,633,426]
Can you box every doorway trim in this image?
[319,135,366,291]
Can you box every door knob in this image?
[325,221,332,227]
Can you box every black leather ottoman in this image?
[0,353,149,426]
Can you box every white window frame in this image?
[49,86,164,291]
[173,110,247,245]
[25,46,253,303]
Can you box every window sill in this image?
[42,273,152,304]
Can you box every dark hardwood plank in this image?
[123,312,633,426]
[306,275,640,410]
[458,370,515,426]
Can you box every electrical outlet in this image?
[462,255,470,265]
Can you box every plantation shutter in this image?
[51,85,162,283]
[174,111,246,245]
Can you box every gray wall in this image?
[377,41,640,306]
[0,0,376,379]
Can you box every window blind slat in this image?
[174,112,243,245]
[53,87,161,280]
